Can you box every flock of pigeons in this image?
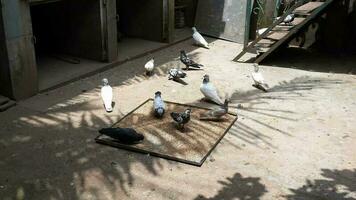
[99,27,269,144]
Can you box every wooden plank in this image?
[295,2,324,14]
[103,0,118,62]
[274,26,293,31]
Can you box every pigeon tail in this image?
[155,107,165,118]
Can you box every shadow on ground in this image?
[285,168,356,200]
[264,47,356,74]
[194,173,267,200]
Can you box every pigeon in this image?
[276,14,295,25]
[153,91,165,118]
[168,68,187,80]
[200,99,229,121]
[99,127,144,144]
[192,27,209,49]
[200,75,224,105]
[251,64,269,92]
[170,108,192,130]
[180,50,204,70]
[101,78,113,112]
[144,58,155,75]
[256,28,268,37]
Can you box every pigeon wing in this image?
[193,32,209,48]
[171,112,183,123]
[252,72,265,85]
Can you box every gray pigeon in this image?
[170,108,191,130]
[276,14,295,25]
[200,99,229,121]
[153,91,165,118]
[168,68,187,80]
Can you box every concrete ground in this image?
[0,38,356,200]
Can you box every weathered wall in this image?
[0,8,12,98]
[1,0,38,100]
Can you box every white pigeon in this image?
[144,58,155,75]
[251,64,269,92]
[256,28,268,37]
[101,78,113,112]
[192,27,209,49]
[200,75,224,105]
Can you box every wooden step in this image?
[256,39,275,48]
[265,31,289,40]
[295,2,324,14]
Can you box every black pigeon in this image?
[170,108,192,130]
[180,50,204,70]
[99,128,144,144]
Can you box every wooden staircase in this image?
[233,0,336,63]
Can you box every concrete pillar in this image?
[1,0,38,100]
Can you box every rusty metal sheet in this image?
[194,0,252,44]
[96,99,237,166]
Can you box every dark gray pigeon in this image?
[153,91,165,118]
[170,108,191,130]
[99,128,144,144]
[180,50,204,70]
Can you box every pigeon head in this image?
[155,91,162,97]
[102,78,109,86]
[192,27,197,32]
[169,69,178,77]
[203,74,210,83]
[253,64,260,72]
[185,108,192,115]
